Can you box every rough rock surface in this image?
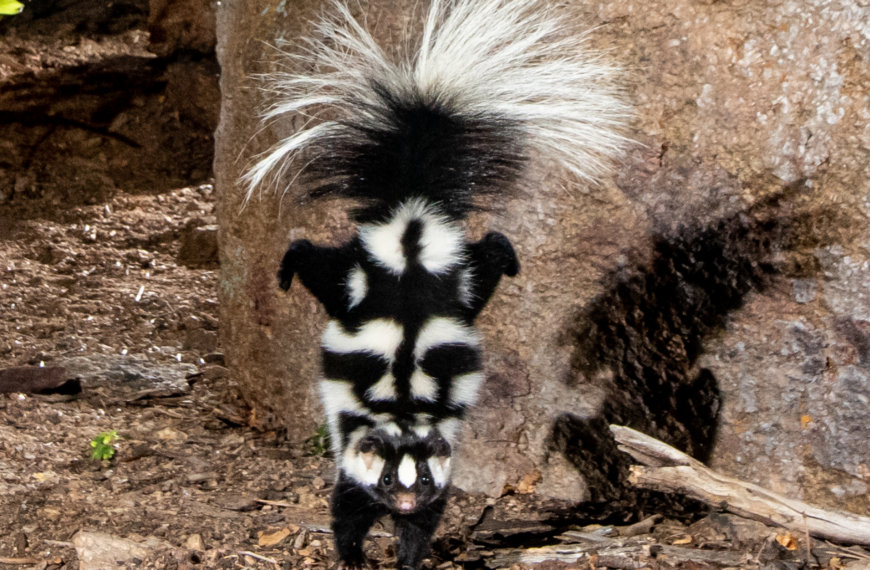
[73,531,172,570]
[588,0,870,512]
[215,0,870,509]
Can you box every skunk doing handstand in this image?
[243,0,629,567]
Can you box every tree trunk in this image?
[215,0,323,443]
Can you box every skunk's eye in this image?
[421,475,431,486]
[382,474,393,486]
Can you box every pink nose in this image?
[396,493,417,512]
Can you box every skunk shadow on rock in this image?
[552,182,837,522]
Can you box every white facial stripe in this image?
[409,369,438,401]
[322,319,404,361]
[359,199,464,276]
[342,430,385,487]
[415,317,480,360]
[323,415,343,459]
[449,371,484,406]
[397,455,417,487]
[427,455,451,488]
[346,265,368,309]
[366,373,397,401]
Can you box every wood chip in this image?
[257,527,292,547]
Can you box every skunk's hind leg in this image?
[465,232,520,319]
[278,238,359,317]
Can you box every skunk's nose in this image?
[396,491,417,512]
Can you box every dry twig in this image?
[610,425,870,546]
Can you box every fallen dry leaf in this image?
[258,527,292,547]
[775,531,798,551]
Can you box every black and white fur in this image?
[244,0,629,567]
[331,428,452,568]
[278,200,518,568]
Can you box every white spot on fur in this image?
[359,219,406,275]
[346,265,368,309]
[371,412,396,427]
[381,422,402,438]
[449,371,484,406]
[319,378,362,412]
[318,379,367,458]
[366,373,397,401]
[321,318,403,361]
[417,209,465,274]
[345,453,384,486]
[409,369,438,401]
[427,455,452,488]
[398,455,417,487]
[415,317,480,360]
[457,268,473,308]
[359,199,464,276]
[411,423,432,438]
[436,418,462,444]
[342,428,385,486]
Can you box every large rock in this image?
[215,0,870,509]
[579,0,870,511]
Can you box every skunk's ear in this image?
[360,449,377,470]
[277,239,314,290]
[426,434,453,487]
[355,431,386,471]
[356,431,386,455]
[427,431,452,458]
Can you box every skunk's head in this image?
[344,427,452,513]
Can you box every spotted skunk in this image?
[243,0,629,567]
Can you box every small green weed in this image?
[90,430,120,461]
[304,423,331,457]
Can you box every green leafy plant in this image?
[90,430,120,461]
[304,423,330,457]
[0,0,24,16]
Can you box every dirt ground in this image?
[2,3,870,569]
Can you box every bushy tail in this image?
[242,0,632,221]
